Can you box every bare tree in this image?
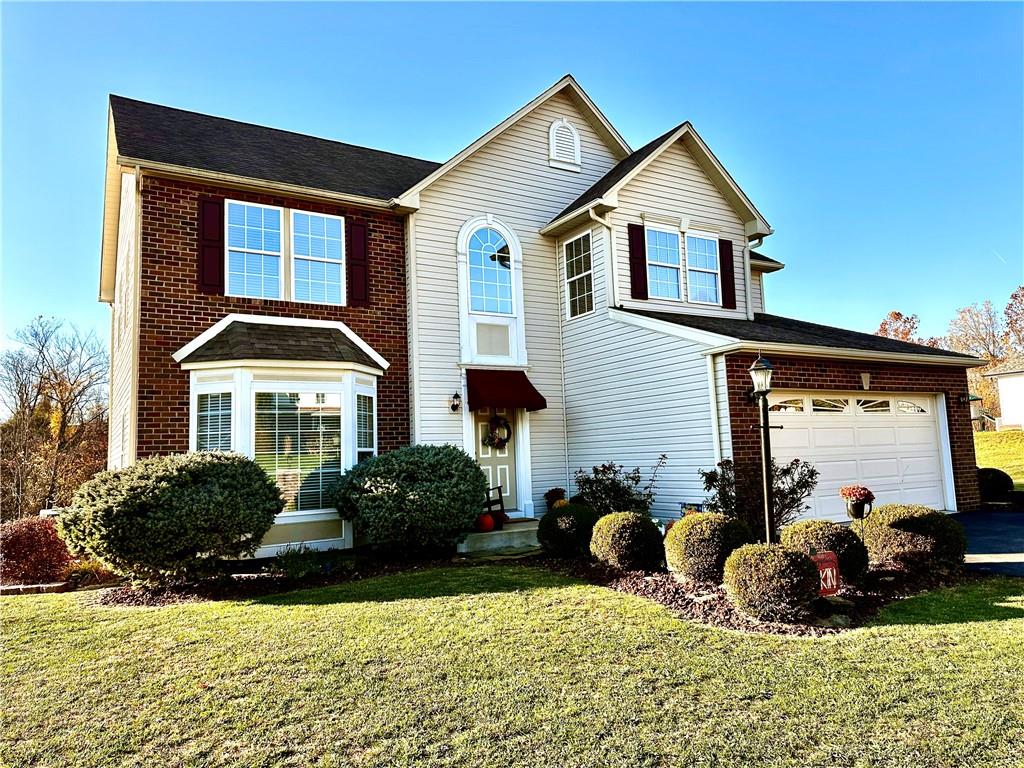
[947,301,1006,360]
[0,317,108,520]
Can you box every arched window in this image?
[548,118,581,171]
[468,227,514,315]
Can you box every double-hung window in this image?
[226,201,283,299]
[292,211,344,305]
[196,392,232,451]
[685,233,721,304]
[646,227,682,300]
[564,232,594,318]
[356,393,376,464]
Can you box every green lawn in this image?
[3,566,1023,768]
[975,430,1024,490]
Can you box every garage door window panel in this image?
[857,398,892,414]
[811,398,850,413]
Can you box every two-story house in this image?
[99,75,981,555]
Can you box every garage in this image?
[767,392,950,522]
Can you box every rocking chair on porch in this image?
[484,486,508,528]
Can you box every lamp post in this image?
[749,355,775,543]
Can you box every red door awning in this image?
[466,369,547,412]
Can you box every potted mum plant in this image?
[839,485,875,520]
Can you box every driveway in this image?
[954,511,1024,577]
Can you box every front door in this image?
[474,407,518,510]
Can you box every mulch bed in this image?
[536,556,975,637]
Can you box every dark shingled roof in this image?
[110,95,441,200]
[749,251,783,267]
[180,321,381,368]
[616,308,979,360]
[551,123,685,222]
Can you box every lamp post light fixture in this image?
[449,392,462,413]
[748,355,776,544]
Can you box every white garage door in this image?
[767,392,947,522]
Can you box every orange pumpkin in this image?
[476,513,495,532]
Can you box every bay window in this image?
[196,392,232,451]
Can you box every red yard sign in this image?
[811,551,841,596]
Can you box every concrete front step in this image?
[457,520,539,554]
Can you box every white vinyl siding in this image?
[409,90,621,512]
[108,171,138,469]
[750,270,765,313]
[560,225,723,519]
[612,140,750,318]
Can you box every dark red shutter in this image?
[197,197,225,294]
[347,220,370,307]
[627,223,648,300]
[719,238,736,310]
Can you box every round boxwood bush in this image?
[0,517,72,585]
[723,544,819,623]
[537,503,602,556]
[780,519,869,585]
[859,504,967,570]
[664,512,752,584]
[58,452,283,583]
[978,467,1013,502]
[589,512,663,571]
[332,444,487,555]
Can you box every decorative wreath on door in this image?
[481,415,513,450]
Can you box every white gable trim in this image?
[170,313,390,370]
[703,341,985,368]
[394,75,630,208]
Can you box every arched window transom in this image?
[468,227,514,314]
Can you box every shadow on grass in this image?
[253,563,577,607]
[870,576,1024,627]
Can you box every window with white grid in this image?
[645,227,681,300]
[196,392,232,451]
[226,201,282,299]
[685,233,720,304]
[468,227,514,314]
[564,232,594,318]
[356,393,376,464]
[253,391,342,512]
[292,211,344,305]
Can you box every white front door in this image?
[474,407,518,510]
[767,392,946,521]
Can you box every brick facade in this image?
[724,352,980,527]
[135,174,410,457]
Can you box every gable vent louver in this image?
[548,118,581,172]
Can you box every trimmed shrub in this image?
[978,467,1014,502]
[574,455,667,517]
[780,519,869,585]
[859,504,967,569]
[537,503,602,557]
[589,512,663,571]
[724,544,819,623]
[0,517,72,585]
[664,512,752,584]
[59,452,282,583]
[543,487,567,510]
[332,444,487,555]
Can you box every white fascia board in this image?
[171,313,390,370]
[702,340,985,368]
[609,307,738,347]
[395,75,631,208]
[179,359,385,376]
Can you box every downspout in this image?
[743,242,754,320]
[706,354,723,464]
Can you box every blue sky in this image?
[2,2,1021,348]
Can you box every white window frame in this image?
[224,199,286,301]
[466,225,517,318]
[188,379,236,452]
[563,231,595,320]
[548,118,582,172]
[355,385,377,463]
[644,224,683,302]
[289,209,346,307]
[684,230,722,306]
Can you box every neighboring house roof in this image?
[172,314,389,371]
[544,122,772,239]
[615,307,981,363]
[750,251,785,272]
[983,356,1024,377]
[109,95,441,201]
[393,74,632,208]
